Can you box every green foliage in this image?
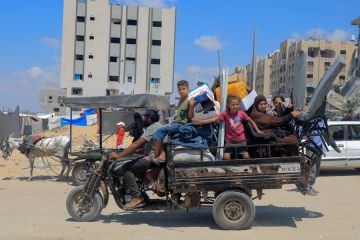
[342,100,358,114]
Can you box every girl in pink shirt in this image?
[192,95,262,160]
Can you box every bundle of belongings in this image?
[171,124,216,162]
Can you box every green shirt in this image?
[175,98,189,124]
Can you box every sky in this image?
[0,0,359,112]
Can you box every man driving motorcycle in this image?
[109,108,163,209]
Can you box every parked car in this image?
[322,121,360,169]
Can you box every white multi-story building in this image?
[60,0,176,98]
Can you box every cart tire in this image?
[72,162,93,186]
[212,190,255,230]
[66,185,103,222]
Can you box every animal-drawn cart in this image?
[1,134,71,180]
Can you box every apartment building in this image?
[254,56,272,98]
[246,39,356,98]
[60,0,176,98]
[39,88,66,115]
[228,66,247,83]
[270,39,356,97]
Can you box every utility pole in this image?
[217,50,222,83]
[251,28,257,91]
[351,17,360,70]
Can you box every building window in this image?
[339,75,346,80]
[153,21,162,27]
[77,16,85,22]
[111,37,120,43]
[90,16,95,21]
[88,73,92,78]
[75,55,84,60]
[127,19,137,25]
[324,61,331,71]
[150,78,160,84]
[109,76,119,82]
[152,40,161,46]
[89,54,93,59]
[307,74,313,79]
[340,50,346,55]
[110,56,117,62]
[74,74,83,81]
[320,49,336,58]
[106,89,119,96]
[126,57,136,61]
[308,61,314,66]
[151,59,160,64]
[89,35,94,40]
[308,47,319,58]
[53,108,59,113]
[72,88,83,95]
[126,38,136,44]
[127,76,133,83]
[112,19,121,25]
[76,35,84,41]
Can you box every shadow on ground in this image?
[2,175,71,183]
[66,204,322,229]
[319,168,360,177]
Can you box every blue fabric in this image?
[178,123,213,141]
[60,115,87,126]
[155,123,182,141]
[310,120,326,151]
[300,119,327,152]
[83,108,95,115]
[171,135,208,149]
[154,122,213,149]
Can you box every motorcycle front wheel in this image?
[66,185,103,222]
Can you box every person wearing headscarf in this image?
[250,95,301,155]
[272,95,295,117]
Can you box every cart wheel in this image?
[212,190,255,230]
[41,156,66,177]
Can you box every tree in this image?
[342,100,358,114]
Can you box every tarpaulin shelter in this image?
[101,110,134,135]
[0,106,20,146]
[61,115,87,126]
[20,114,49,135]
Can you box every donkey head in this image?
[1,137,12,160]
[1,136,22,160]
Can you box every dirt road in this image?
[1,160,359,240]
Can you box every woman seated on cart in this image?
[192,95,263,160]
[250,95,301,156]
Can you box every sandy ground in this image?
[0,125,360,240]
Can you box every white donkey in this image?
[1,136,70,181]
